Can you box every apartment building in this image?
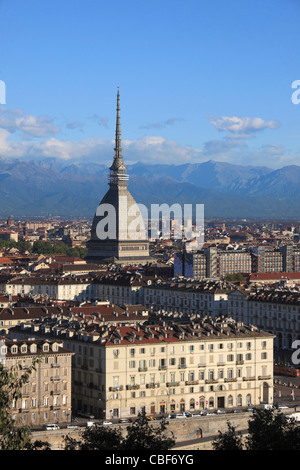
[93,272,155,305]
[174,247,252,279]
[228,287,300,350]
[252,246,283,273]
[11,316,274,419]
[0,275,94,302]
[174,244,300,279]
[144,279,232,316]
[0,303,150,333]
[0,336,73,428]
[174,251,206,279]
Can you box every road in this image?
[274,374,300,409]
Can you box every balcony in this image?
[205,379,219,384]
[166,382,180,387]
[185,380,199,386]
[126,384,140,390]
[109,385,124,392]
[138,367,148,372]
[146,383,160,389]
[258,375,272,380]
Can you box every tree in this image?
[121,412,175,450]
[63,412,175,451]
[245,407,300,450]
[64,425,123,450]
[0,359,39,450]
[212,406,300,451]
[212,421,243,451]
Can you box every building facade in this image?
[0,336,73,428]
[143,279,232,316]
[228,287,300,350]
[10,316,274,418]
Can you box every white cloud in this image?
[209,115,280,138]
[0,106,60,138]
[0,107,297,170]
[140,117,184,130]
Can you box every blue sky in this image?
[0,0,299,168]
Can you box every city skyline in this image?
[0,0,299,169]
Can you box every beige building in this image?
[102,319,274,418]
[228,287,300,350]
[0,336,74,428]
[144,279,232,316]
[10,315,274,419]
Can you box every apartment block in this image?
[10,316,274,419]
[228,286,300,350]
[144,279,232,316]
[0,336,73,428]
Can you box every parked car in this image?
[167,413,176,419]
[86,421,96,427]
[45,424,60,431]
[103,421,112,425]
[175,413,186,418]
[119,418,130,423]
[215,409,226,414]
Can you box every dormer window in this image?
[11,346,18,354]
[30,344,37,354]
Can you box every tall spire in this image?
[115,88,122,160]
[109,88,128,186]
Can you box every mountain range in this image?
[0,157,300,219]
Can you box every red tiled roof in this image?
[249,272,300,281]
[0,258,13,264]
